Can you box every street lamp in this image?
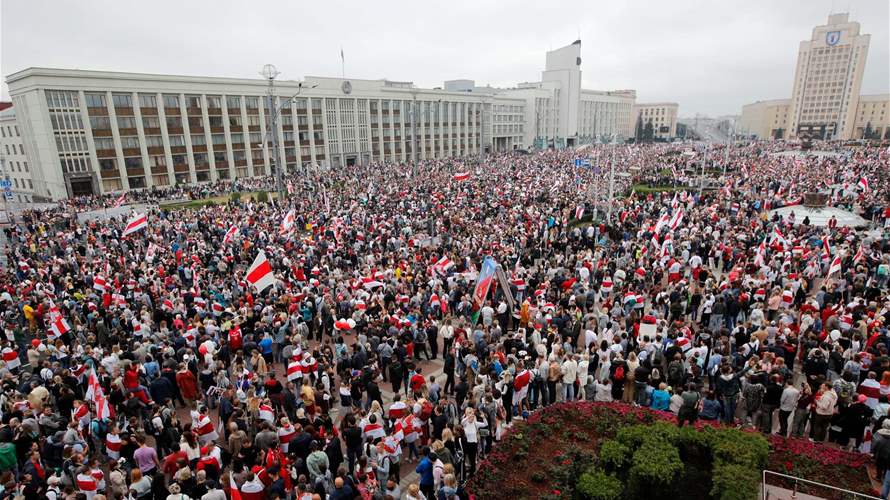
[260,63,317,200]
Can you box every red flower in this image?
[552,490,561,495]
[784,461,793,472]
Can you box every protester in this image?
[0,142,887,500]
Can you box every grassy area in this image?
[161,191,277,210]
[631,184,686,194]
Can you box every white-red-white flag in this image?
[453,172,470,181]
[112,193,126,208]
[826,255,842,277]
[223,225,239,244]
[858,177,870,192]
[279,210,295,235]
[245,250,276,292]
[122,213,148,236]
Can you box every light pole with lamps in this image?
[260,64,317,199]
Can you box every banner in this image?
[471,256,498,324]
[494,265,515,310]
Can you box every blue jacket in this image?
[416,457,434,486]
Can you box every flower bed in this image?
[467,402,877,500]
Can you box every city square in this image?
[0,2,888,500]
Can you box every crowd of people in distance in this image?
[0,140,889,500]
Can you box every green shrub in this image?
[628,438,684,486]
[710,463,760,500]
[710,428,769,469]
[576,469,623,500]
[256,191,269,203]
[230,192,241,203]
[598,440,630,470]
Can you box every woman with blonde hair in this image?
[622,351,639,403]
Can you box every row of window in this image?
[3,144,24,156]
[0,125,19,138]
[4,160,28,173]
[85,92,265,111]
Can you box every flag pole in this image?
[340,47,345,79]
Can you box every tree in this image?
[634,115,644,142]
[864,121,874,140]
[643,120,655,141]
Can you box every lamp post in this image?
[260,64,316,199]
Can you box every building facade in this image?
[852,94,890,139]
[4,40,673,199]
[741,13,877,141]
[6,69,527,198]
[738,99,791,140]
[632,103,679,140]
[0,107,37,203]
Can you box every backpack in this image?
[613,365,625,381]
[415,329,428,344]
[653,347,665,367]
[668,361,684,382]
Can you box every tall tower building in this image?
[787,13,870,140]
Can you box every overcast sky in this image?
[1,0,887,116]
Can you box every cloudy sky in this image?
[1,0,887,116]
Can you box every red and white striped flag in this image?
[826,255,842,277]
[574,206,584,220]
[669,209,684,231]
[279,210,295,235]
[858,177,870,192]
[122,213,148,237]
[112,193,126,208]
[433,255,454,275]
[245,250,276,292]
[453,172,470,181]
[853,245,865,264]
[1,347,20,370]
[223,225,239,244]
[287,359,303,381]
[122,213,148,236]
[93,275,107,292]
[258,404,275,423]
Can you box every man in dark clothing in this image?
[427,322,439,360]
[761,375,784,434]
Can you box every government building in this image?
[1,41,677,200]
[739,13,889,141]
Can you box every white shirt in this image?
[461,415,487,443]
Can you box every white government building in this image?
[2,41,675,200]
[739,13,889,141]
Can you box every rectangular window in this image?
[206,96,221,108]
[247,115,261,126]
[186,95,202,108]
[85,93,106,108]
[230,133,243,145]
[90,116,111,129]
[149,155,166,167]
[163,95,180,108]
[139,94,157,108]
[295,98,308,111]
[229,115,242,127]
[145,136,164,148]
[112,94,132,108]
[211,134,226,145]
[246,96,259,109]
[120,136,140,149]
[142,116,160,129]
[249,132,262,144]
[124,156,143,168]
[226,96,241,108]
[166,116,182,129]
[214,152,227,163]
[188,116,204,128]
[192,153,207,165]
[190,134,206,146]
[128,176,146,189]
[172,154,188,165]
[169,135,185,147]
[94,138,115,150]
[117,116,137,129]
[233,150,246,161]
[208,116,223,128]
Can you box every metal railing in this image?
[762,470,883,500]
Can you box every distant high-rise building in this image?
[787,13,870,140]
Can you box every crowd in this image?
[0,140,888,500]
